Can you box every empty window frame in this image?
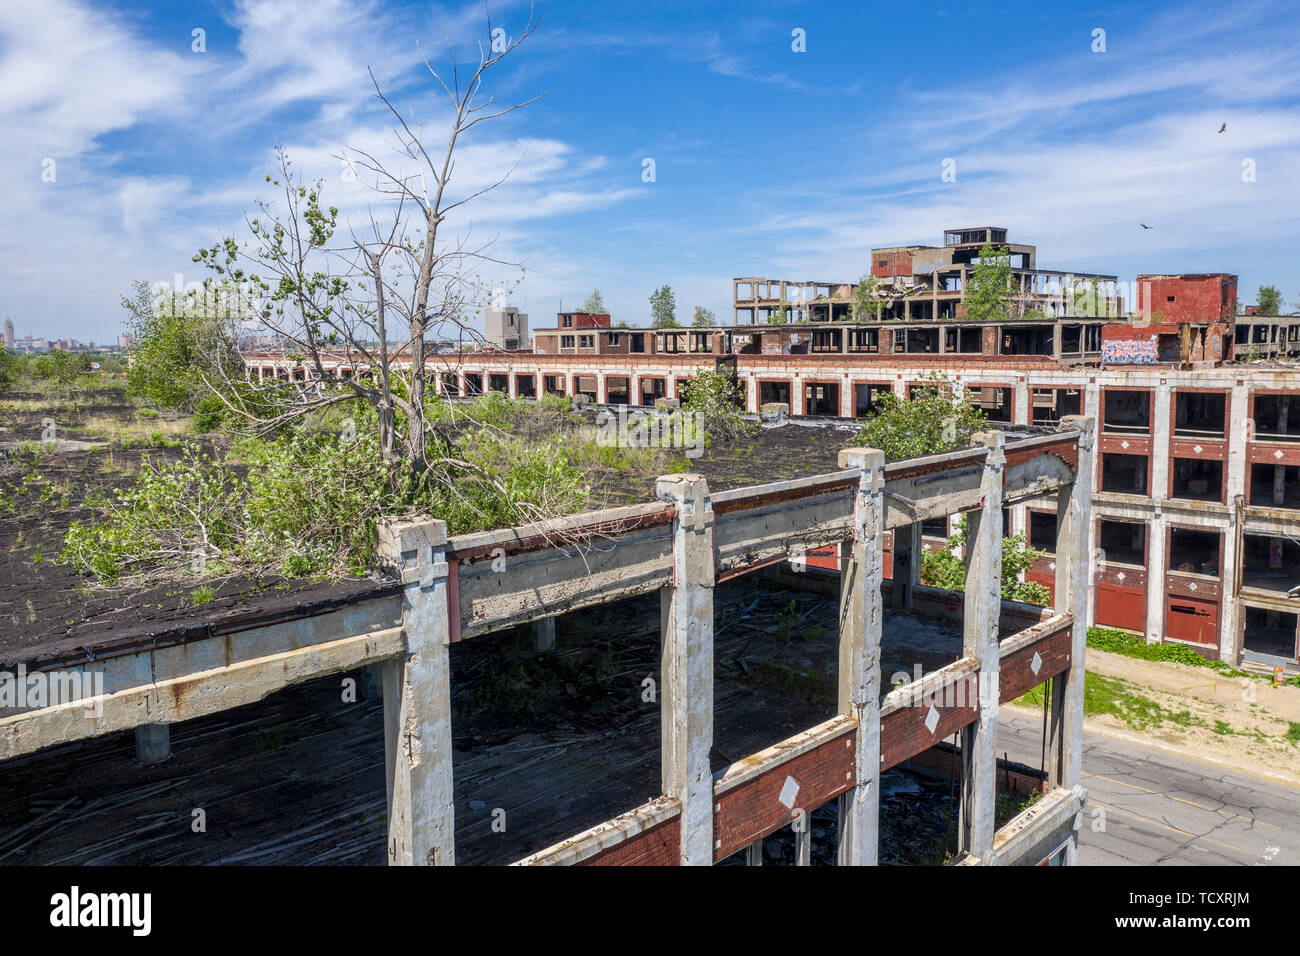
[1099,520,1146,566]
[1253,394,1300,440]
[1101,453,1148,495]
[1031,388,1081,425]
[1102,390,1151,434]
[1170,458,1224,502]
[1174,391,1226,437]
[1168,528,1220,577]
[1248,463,1300,508]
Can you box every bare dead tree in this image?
[193,4,546,478]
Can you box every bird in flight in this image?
[1218,123,1227,133]
[1139,223,1152,230]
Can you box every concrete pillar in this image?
[1049,416,1096,865]
[376,517,455,866]
[1145,510,1166,644]
[890,523,921,611]
[958,432,1004,861]
[1014,382,1030,425]
[1272,396,1289,503]
[656,473,715,865]
[532,616,556,653]
[1151,384,1171,500]
[836,447,886,866]
[135,724,171,764]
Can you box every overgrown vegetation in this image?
[679,368,754,443]
[919,515,1052,606]
[1086,625,1300,686]
[962,243,1017,322]
[853,373,988,461]
[57,394,677,585]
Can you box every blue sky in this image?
[3,0,1299,342]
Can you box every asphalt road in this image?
[997,708,1298,866]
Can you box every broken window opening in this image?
[1170,458,1224,503]
[1101,453,1148,495]
[1242,534,1300,596]
[1102,390,1150,434]
[1099,520,1146,566]
[1242,607,1299,663]
[1174,392,1226,437]
[1168,528,1220,577]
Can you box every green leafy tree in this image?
[31,350,93,383]
[1257,285,1282,315]
[582,289,606,313]
[650,284,679,327]
[853,273,884,321]
[852,373,988,461]
[692,305,715,327]
[0,347,16,391]
[920,516,1052,606]
[767,304,789,325]
[122,278,244,411]
[963,243,1017,321]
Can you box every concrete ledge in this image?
[989,785,1084,866]
[512,797,681,866]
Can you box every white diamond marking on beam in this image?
[1116,571,1126,582]
[1188,582,1198,591]
[924,706,941,735]
[1276,450,1285,460]
[1120,440,1130,449]
[1193,444,1204,454]
[1030,651,1043,676]
[778,775,800,810]
[1049,561,1056,570]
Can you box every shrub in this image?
[854,373,987,461]
[679,368,752,442]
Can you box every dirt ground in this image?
[1077,648,1300,782]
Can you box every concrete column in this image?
[532,616,556,653]
[656,474,715,865]
[1014,382,1030,425]
[958,432,1004,862]
[1144,510,1166,644]
[836,447,886,866]
[376,517,455,866]
[1151,384,1172,500]
[1049,416,1096,866]
[890,523,921,610]
[135,724,171,764]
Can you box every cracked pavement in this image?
[998,708,1296,865]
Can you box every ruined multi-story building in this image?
[732,227,1124,324]
[243,242,1300,678]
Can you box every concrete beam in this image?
[959,431,1004,861]
[657,473,715,865]
[0,627,404,761]
[376,517,455,867]
[835,447,886,866]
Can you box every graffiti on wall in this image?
[1101,336,1159,364]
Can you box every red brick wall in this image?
[579,817,681,866]
[1135,275,1237,322]
[712,731,855,860]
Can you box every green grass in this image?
[1287,722,1300,746]
[1013,670,1210,734]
